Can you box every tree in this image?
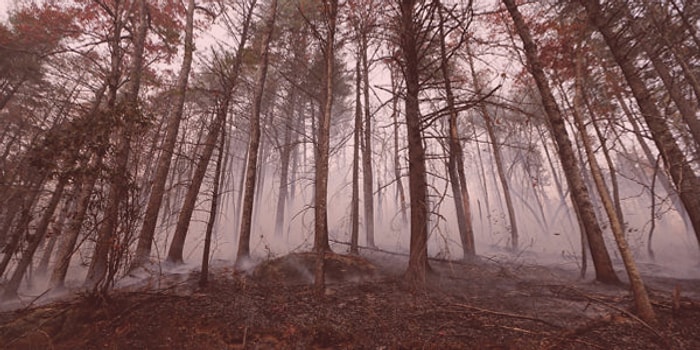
[572,48,655,323]
[85,0,150,291]
[579,0,700,250]
[312,0,338,254]
[357,0,378,249]
[436,1,475,258]
[397,0,431,285]
[236,0,278,266]
[132,0,197,270]
[466,50,518,252]
[200,119,226,287]
[502,0,619,284]
[351,53,362,254]
[168,0,256,264]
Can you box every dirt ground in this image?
[0,250,699,349]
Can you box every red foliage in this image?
[7,2,80,51]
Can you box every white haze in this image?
[3,0,700,310]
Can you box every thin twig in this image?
[454,303,561,329]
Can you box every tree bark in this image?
[360,31,375,248]
[313,0,337,254]
[50,169,98,289]
[573,54,656,323]
[37,193,73,275]
[200,123,225,288]
[503,0,619,284]
[400,0,430,286]
[3,176,67,299]
[133,0,196,269]
[351,54,362,254]
[167,104,227,264]
[237,0,277,265]
[438,3,475,258]
[580,0,700,250]
[390,68,408,224]
[86,0,149,291]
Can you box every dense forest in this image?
[1,0,699,330]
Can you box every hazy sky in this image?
[0,0,12,22]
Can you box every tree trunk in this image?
[50,169,98,289]
[351,55,362,254]
[313,0,337,254]
[3,176,68,299]
[609,82,691,231]
[37,193,73,275]
[133,0,196,270]
[400,0,430,286]
[503,0,619,284]
[578,89,627,230]
[0,178,46,277]
[167,105,227,264]
[626,12,700,153]
[391,69,408,224]
[86,0,148,291]
[438,4,475,258]
[360,32,375,248]
[474,121,493,232]
[313,0,339,295]
[573,55,656,323]
[237,0,277,266]
[200,122,225,288]
[580,0,700,250]
[274,122,293,238]
[466,46,518,250]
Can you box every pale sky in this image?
[0,0,12,22]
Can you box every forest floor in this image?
[0,249,699,349]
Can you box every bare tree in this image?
[503,0,619,284]
[437,1,475,258]
[579,0,700,250]
[572,49,655,323]
[397,0,431,285]
[86,0,149,291]
[236,0,278,266]
[168,1,256,264]
[132,0,197,270]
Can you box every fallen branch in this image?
[487,324,541,335]
[453,303,561,329]
[561,286,664,340]
[329,239,478,266]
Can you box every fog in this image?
[3,126,699,310]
